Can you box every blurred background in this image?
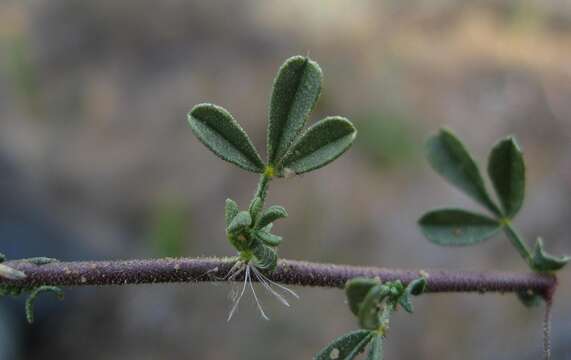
[1,0,570,359]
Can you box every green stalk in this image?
[503,222,532,265]
[251,168,274,208]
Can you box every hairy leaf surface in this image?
[280,117,356,175]
[345,277,380,316]
[268,56,322,165]
[419,209,501,246]
[314,330,373,360]
[188,104,264,172]
[426,129,500,215]
[488,137,525,218]
[256,205,288,229]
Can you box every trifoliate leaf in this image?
[358,284,390,330]
[488,137,525,218]
[280,117,356,175]
[366,335,383,360]
[0,264,26,280]
[268,56,322,165]
[224,198,239,227]
[188,104,264,173]
[530,238,569,272]
[256,205,288,229]
[227,211,251,234]
[251,242,278,271]
[426,129,500,216]
[419,209,501,246]
[345,277,381,316]
[314,330,373,360]
[254,230,283,247]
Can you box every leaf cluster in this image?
[187,56,356,272]
[224,198,287,271]
[315,277,426,360]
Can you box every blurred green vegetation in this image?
[355,111,420,170]
[147,203,190,258]
[4,37,39,112]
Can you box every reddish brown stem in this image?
[0,257,556,298]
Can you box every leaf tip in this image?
[507,135,523,152]
[435,127,454,139]
[188,102,218,120]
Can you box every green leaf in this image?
[224,199,239,227]
[406,277,427,296]
[419,209,501,246]
[398,294,413,314]
[280,117,357,175]
[516,290,543,307]
[399,277,427,313]
[251,242,278,271]
[256,205,288,229]
[358,284,390,330]
[314,330,373,360]
[426,129,500,216]
[268,56,322,165]
[248,197,263,223]
[345,277,381,316]
[188,103,264,173]
[254,230,282,247]
[226,211,251,234]
[366,335,383,360]
[487,137,525,218]
[530,238,569,272]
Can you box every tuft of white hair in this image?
[226,261,299,322]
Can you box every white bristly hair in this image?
[225,261,300,322]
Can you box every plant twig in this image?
[0,257,556,298]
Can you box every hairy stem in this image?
[253,173,272,204]
[543,299,553,360]
[0,257,556,298]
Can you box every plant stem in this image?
[543,299,553,360]
[503,222,533,264]
[249,172,273,215]
[1,257,556,298]
[253,173,272,204]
